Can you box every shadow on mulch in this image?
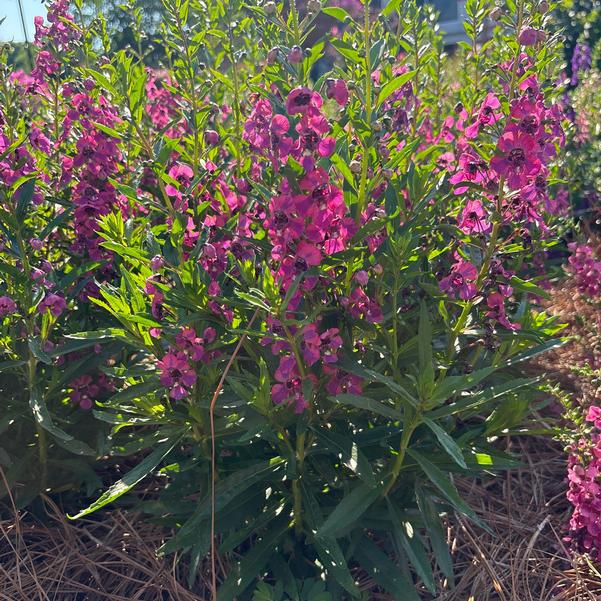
[0,436,599,600]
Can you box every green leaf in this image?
[217,513,290,601]
[428,377,540,418]
[69,435,182,518]
[502,339,565,367]
[417,301,435,396]
[0,360,26,372]
[407,450,488,531]
[429,365,497,406]
[29,387,95,456]
[382,0,401,16]
[415,487,454,584]
[353,536,421,601]
[312,427,375,487]
[388,499,436,594]
[302,483,360,597]
[377,71,416,107]
[162,459,285,553]
[338,359,418,407]
[510,276,550,300]
[331,393,401,421]
[317,482,382,538]
[322,6,353,22]
[422,417,467,468]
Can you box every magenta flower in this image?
[490,130,541,189]
[343,288,384,323]
[325,79,349,106]
[485,292,520,330]
[0,296,17,317]
[458,200,491,235]
[449,147,491,194]
[176,326,217,363]
[204,129,220,145]
[285,87,322,116]
[301,324,343,366]
[271,355,309,413]
[158,350,197,400]
[323,366,363,396]
[38,293,67,317]
[465,92,502,139]
[566,432,601,558]
[439,260,478,300]
[69,375,99,410]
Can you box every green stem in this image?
[356,0,373,222]
[293,431,306,536]
[384,418,418,496]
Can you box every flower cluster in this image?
[158,326,219,399]
[567,243,601,297]
[440,66,565,331]
[566,406,601,559]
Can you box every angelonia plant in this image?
[0,0,569,597]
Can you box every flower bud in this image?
[204,129,220,145]
[288,45,303,64]
[151,255,164,271]
[267,47,279,64]
[518,27,547,46]
[490,6,503,20]
[538,0,549,12]
[349,160,362,174]
[264,1,276,14]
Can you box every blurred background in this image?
[1,0,599,85]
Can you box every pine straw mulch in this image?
[0,435,598,601]
[436,436,599,601]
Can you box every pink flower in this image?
[486,292,520,330]
[285,87,322,115]
[323,366,363,396]
[439,260,478,300]
[176,326,217,363]
[158,350,197,400]
[38,293,67,317]
[344,288,384,323]
[287,46,304,64]
[458,200,491,235]
[449,147,491,194]
[465,93,502,139]
[271,355,309,413]
[490,130,541,189]
[69,375,99,410]
[301,324,343,366]
[586,406,601,424]
[0,296,17,317]
[325,79,349,106]
[204,129,220,145]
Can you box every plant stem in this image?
[384,417,418,496]
[293,431,306,536]
[356,0,373,222]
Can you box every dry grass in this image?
[0,493,217,601]
[434,436,600,601]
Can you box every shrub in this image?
[0,0,568,597]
